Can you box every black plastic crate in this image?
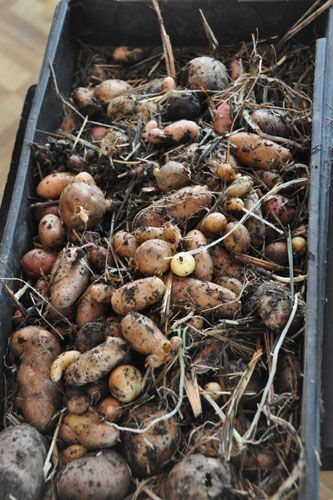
[0,1,332,498]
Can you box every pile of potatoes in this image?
[0,41,310,499]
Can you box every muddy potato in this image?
[111,276,165,315]
[39,213,65,249]
[228,132,291,169]
[225,175,254,198]
[79,422,120,449]
[184,56,229,90]
[223,222,250,254]
[165,454,232,500]
[10,325,49,358]
[121,404,180,477]
[214,101,232,134]
[217,162,237,181]
[99,397,123,422]
[251,108,291,138]
[215,276,243,296]
[65,336,129,386]
[76,284,110,327]
[36,171,75,199]
[59,181,109,231]
[163,221,182,248]
[94,78,130,104]
[0,424,47,500]
[211,246,244,279]
[21,248,57,279]
[108,364,143,402]
[113,230,139,258]
[223,197,244,212]
[56,450,131,500]
[85,379,110,405]
[89,245,113,270]
[256,281,291,332]
[184,229,213,281]
[244,190,265,248]
[264,241,288,265]
[75,321,106,353]
[91,283,115,303]
[59,411,101,444]
[134,225,164,241]
[58,445,87,468]
[66,388,90,415]
[156,161,191,192]
[135,239,174,275]
[200,212,227,236]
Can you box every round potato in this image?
[108,364,143,403]
[156,161,191,192]
[21,248,57,279]
[135,239,174,275]
[39,213,65,249]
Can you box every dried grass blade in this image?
[151,0,176,81]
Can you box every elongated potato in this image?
[184,229,214,281]
[211,246,244,279]
[256,282,291,332]
[111,276,165,315]
[18,330,61,433]
[65,336,129,386]
[228,132,291,169]
[0,424,47,500]
[56,450,131,500]
[39,213,65,249]
[50,248,90,316]
[170,276,241,317]
[244,191,265,248]
[79,422,120,449]
[223,222,250,254]
[76,284,110,327]
[36,171,75,199]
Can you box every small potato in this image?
[225,175,254,198]
[134,226,164,242]
[65,336,129,386]
[34,203,59,223]
[85,379,110,405]
[223,197,244,212]
[257,170,283,189]
[200,212,227,236]
[58,445,87,468]
[56,450,131,500]
[204,382,223,401]
[171,252,196,277]
[111,276,165,315]
[99,397,123,422]
[113,230,139,258]
[91,283,115,303]
[163,221,182,248]
[21,248,57,279]
[264,195,296,225]
[36,172,75,199]
[39,214,65,249]
[292,236,307,256]
[244,191,265,248]
[76,284,110,327]
[66,388,90,415]
[75,321,106,353]
[156,161,191,192]
[228,132,291,169]
[112,46,144,64]
[79,422,120,449]
[256,281,291,332]
[217,162,237,181]
[223,222,250,254]
[10,325,49,358]
[135,239,174,275]
[184,229,213,281]
[94,79,130,104]
[214,102,232,134]
[184,56,229,90]
[121,404,180,477]
[163,120,199,143]
[109,364,143,402]
[59,411,101,444]
[89,245,113,270]
[264,241,288,265]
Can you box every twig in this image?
[199,9,219,53]
[151,0,176,81]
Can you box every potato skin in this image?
[0,424,47,500]
[79,422,120,449]
[36,171,75,199]
[256,282,291,332]
[18,330,61,433]
[121,312,167,356]
[56,450,131,500]
[184,56,229,90]
[59,181,106,230]
[10,325,49,358]
[211,246,244,280]
[135,239,174,275]
[223,222,250,254]
[156,161,190,192]
[65,336,129,386]
[121,404,180,478]
[39,214,65,249]
[228,132,291,169]
[113,230,139,258]
[111,276,166,315]
[244,191,265,248]
[184,229,213,281]
[76,284,109,327]
[21,248,57,279]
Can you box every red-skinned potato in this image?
[147,120,198,144]
[34,203,59,223]
[36,172,76,199]
[135,239,174,275]
[228,132,291,169]
[121,403,180,478]
[264,195,296,225]
[214,102,232,134]
[21,248,57,279]
[39,214,65,249]
[89,245,113,270]
[111,276,165,315]
[184,229,214,281]
[223,222,250,254]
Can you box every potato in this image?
[170,276,241,318]
[121,312,181,368]
[244,190,265,248]
[217,162,237,181]
[171,252,196,277]
[36,171,75,199]
[50,248,90,316]
[225,175,254,198]
[18,330,61,433]
[215,276,243,296]
[56,450,131,500]
[292,236,307,256]
[121,404,180,477]
[228,132,291,169]
[108,364,143,402]
[167,92,201,121]
[135,239,174,275]
[90,283,115,303]
[0,424,47,500]
[79,422,120,449]
[85,379,110,405]
[59,181,108,230]
[156,161,191,192]
[111,276,165,315]
[251,108,291,138]
[66,388,90,415]
[134,225,164,242]
[58,445,87,468]
[184,56,229,90]
[10,325,49,358]
[39,213,65,250]
[76,284,110,327]
[112,46,144,64]
[211,245,244,279]
[264,195,296,225]
[89,245,113,270]
[163,221,182,248]
[264,241,288,265]
[223,197,244,212]
[276,353,301,393]
[72,87,97,113]
[256,282,291,332]
[214,101,232,134]
[165,454,232,500]
[200,212,227,236]
[59,411,101,444]
[94,79,130,104]
[113,230,139,258]
[75,321,106,353]
[34,203,59,223]
[99,397,123,422]
[257,169,283,189]
[147,120,198,145]
[65,336,129,386]
[223,222,250,254]
[184,229,214,281]
[21,248,57,279]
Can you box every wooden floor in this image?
[0,0,332,498]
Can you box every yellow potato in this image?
[111,276,165,315]
[108,365,143,402]
[200,212,227,236]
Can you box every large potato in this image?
[18,330,61,433]
[111,276,165,315]
[0,424,47,500]
[228,132,291,169]
[56,450,131,500]
[135,239,174,275]
[65,336,129,386]
[121,404,180,477]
